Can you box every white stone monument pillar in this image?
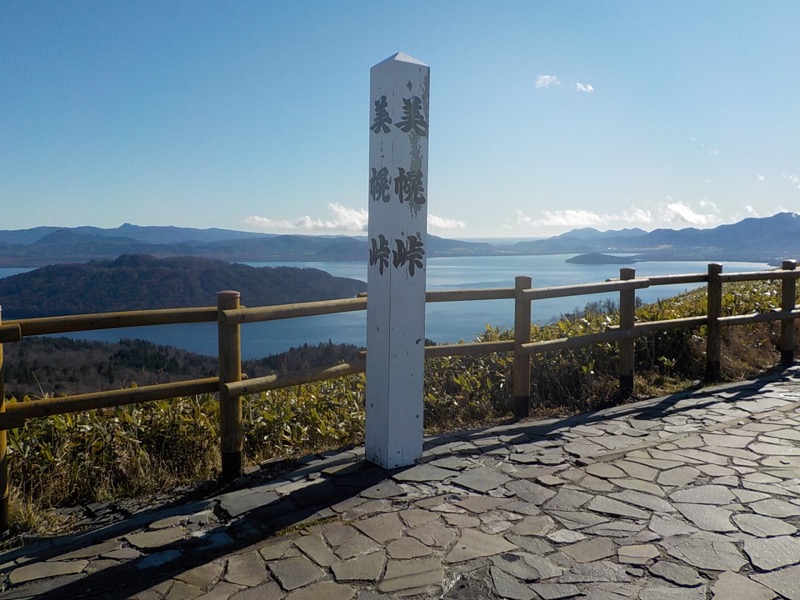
[366,52,430,469]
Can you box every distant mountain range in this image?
[1,212,798,267]
[0,223,497,267]
[510,212,800,264]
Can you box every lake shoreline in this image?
[2,255,771,360]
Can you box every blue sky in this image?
[2,1,798,238]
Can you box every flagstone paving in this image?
[2,366,800,599]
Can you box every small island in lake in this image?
[566,253,638,265]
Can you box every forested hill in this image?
[0,254,366,319]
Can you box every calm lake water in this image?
[0,256,771,359]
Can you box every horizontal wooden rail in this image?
[517,311,717,356]
[0,377,220,429]
[629,273,707,286]
[522,329,634,354]
[631,316,707,335]
[359,289,517,302]
[9,307,217,337]
[0,324,21,344]
[719,308,800,327]
[424,340,515,358]
[220,297,367,325]
[520,307,799,354]
[524,278,651,301]
[520,328,634,355]
[719,269,800,283]
[426,288,515,302]
[227,341,518,398]
[225,360,366,397]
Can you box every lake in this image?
[0,256,770,359]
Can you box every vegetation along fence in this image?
[0,260,798,531]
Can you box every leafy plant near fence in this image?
[5,376,367,533]
[4,278,797,534]
[424,278,796,423]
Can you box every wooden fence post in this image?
[618,268,636,398]
[780,259,797,367]
[706,263,723,380]
[0,307,8,532]
[513,276,532,419]
[217,291,242,482]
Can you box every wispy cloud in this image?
[699,198,718,211]
[428,214,466,231]
[689,136,719,156]
[244,202,368,233]
[515,200,725,232]
[245,203,465,234]
[662,200,718,226]
[536,75,595,93]
[516,207,654,229]
[535,75,562,89]
[517,209,606,228]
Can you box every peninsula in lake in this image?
[0,255,366,319]
[565,253,637,265]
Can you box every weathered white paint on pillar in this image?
[365,52,430,469]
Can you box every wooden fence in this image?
[0,260,798,530]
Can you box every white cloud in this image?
[535,75,561,89]
[517,207,654,229]
[514,200,730,233]
[757,174,765,181]
[699,199,718,211]
[536,75,597,94]
[622,207,656,224]
[519,209,604,227]
[660,201,719,226]
[428,214,465,230]
[245,203,465,234]
[244,202,368,233]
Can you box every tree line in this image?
[1,336,360,399]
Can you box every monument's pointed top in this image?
[376,52,428,67]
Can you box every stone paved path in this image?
[2,366,800,599]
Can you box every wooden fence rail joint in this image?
[0,324,21,344]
